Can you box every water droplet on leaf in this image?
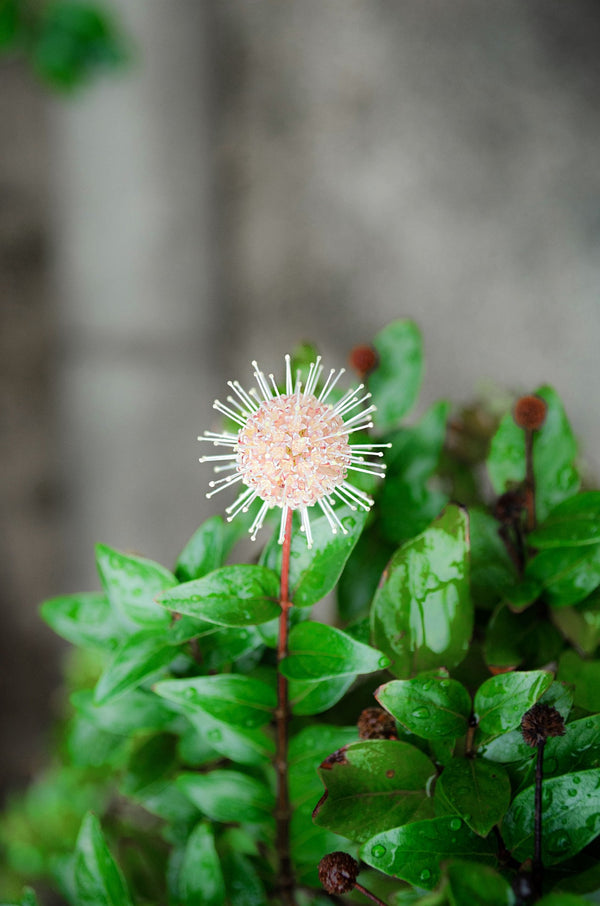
[449,818,462,831]
[412,707,430,719]
[419,869,431,882]
[371,844,386,859]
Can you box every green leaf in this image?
[375,671,471,739]
[434,758,511,836]
[178,823,225,906]
[503,768,600,865]
[289,725,358,806]
[261,507,367,607]
[289,674,355,716]
[95,544,174,628]
[474,670,553,736]
[558,650,600,711]
[378,401,450,545]
[71,688,176,736]
[157,565,280,626]
[73,813,133,906]
[313,739,436,843]
[280,621,388,680]
[487,386,579,522]
[446,861,516,906]
[121,735,198,823]
[221,849,267,906]
[337,529,394,623]
[31,2,127,91]
[469,508,518,610]
[40,592,125,650]
[361,816,496,889]
[484,604,563,671]
[153,674,276,728]
[93,631,175,705]
[529,492,600,549]
[177,771,274,825]
[371,505,473,677]
[550,589,600,655]
[525,544,600,608]
[368,320,423,429]
[175,515,229,581]
[537,895,596,906]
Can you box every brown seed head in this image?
[318,852,359,894]
[521,702,566,747]
[357,707,397,740]
[494,489,525,526]
[349,344,378,378]
[513,395,547,431]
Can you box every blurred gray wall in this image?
[2,0,600,793]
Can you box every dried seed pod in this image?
[318,851,359,894]
[513,395,547,431]
[357,707,397,740]
[349,344,378,377]
[521,703,566,747]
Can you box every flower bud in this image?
[357,707,397,740]
[349,344,378,378]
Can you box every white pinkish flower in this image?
[198,355,389,547]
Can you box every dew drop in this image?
[573,775,582,785]
[449,818,462,831]
[567,788,578,797]
[585,719,594,730]
[439,680,449,689]
[546,830,571,855]
[542,788,553,808]
[191,595,201,602]
[419,869,431,882]
[378,656,389,668]
[184,688,198,700]
[421,681,432,692]
[412,707,430,719]
[207,728,222,742]
[371,844,386,859]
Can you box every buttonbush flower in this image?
[198,355,389,547]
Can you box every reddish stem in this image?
[276,508,295,905]
[354,883,390,906]
[524,429,537,531]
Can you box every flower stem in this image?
[276,508,295,906]
[533,737,546,898]
[354,882,391,906]
[524,428,537,531]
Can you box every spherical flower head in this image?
[318,852,359,894]
[198,355,389,547]
[514,394,547,431]
[521,702,566,747]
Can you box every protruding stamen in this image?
[213,400,247,427]
[285,354,293,395]
[252,361,273,401]
[318,368,345,403]
[206,472,244,498]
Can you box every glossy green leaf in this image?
[289,725,358,807]
[368,319,423,429]
[73,813,133,906]
[558,650,600,711]
[474,670,553,736]
[487,386,580,522]
[376,671,471,740]
[178,823,225,906]
[177,771,274,824]
[525,544,600,608]
[157,565,280,626]
[378,401,450,545]
[261,507,367,607]
[40,592,125,650]
[469,508,518,610]
[371,505,473,677]
[503,768,600,864]
[529,492,600,549]
[175,515,229,581]
[361,816,496,889]
[66,710,130,769]
[280,621,388,681]
[95,544,174,628]
[221,849,267,906]
[434,758,511,836]
[446,861,516,906]
[71,688,176,736]
[93,631,176,705]
[289,674,355,716]
[313,739,436,843]
[153,674,276,728]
